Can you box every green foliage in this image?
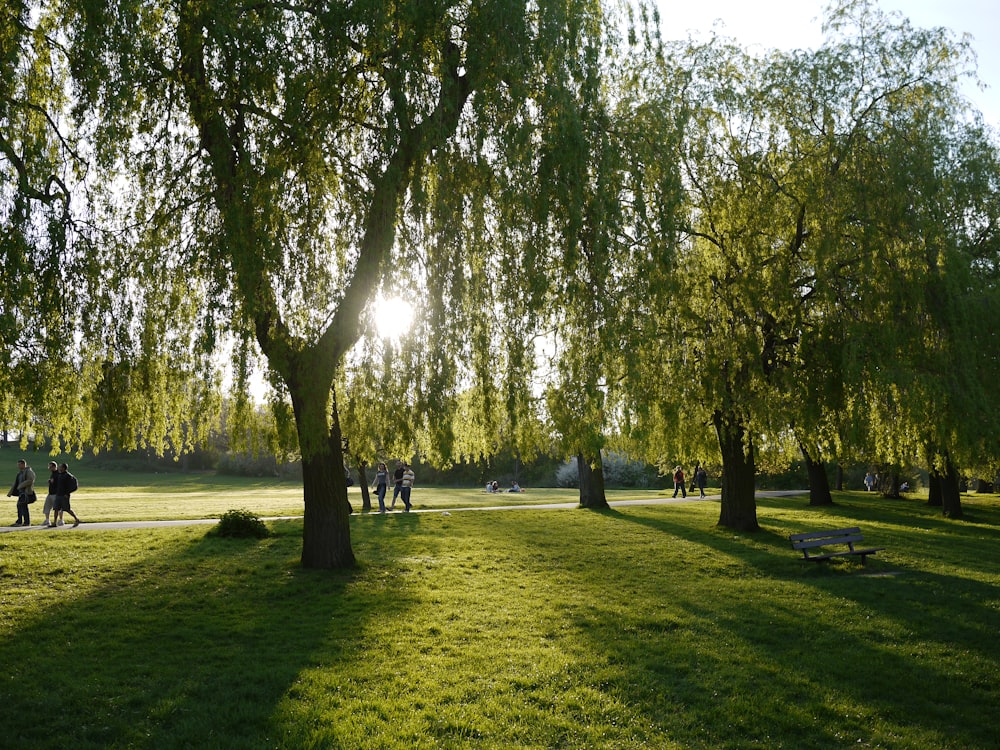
[624,0,1000,525]
[213,508,269,539]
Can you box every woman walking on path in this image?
[401,464,415,511]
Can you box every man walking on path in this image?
[7,459,36,527]
[390,461,405,510]
[672,466,686,499]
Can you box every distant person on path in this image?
[40,461,59,527]
[864,472,875,492]
[372,462,389,513]
[401,463,415,511]
[391,461,405,510]
[695,465,707,498]
[672,465,686,498]
[53,463,81,528]
[689,462,701,493]
[7,458,36,527]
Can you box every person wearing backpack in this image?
[53,462,82,528]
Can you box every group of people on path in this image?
[7,459,82,528]
[672,463,708,499]
[370,460,415,513]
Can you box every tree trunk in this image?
[800,443,833,506]
[879,469,901,499]
[288,377,355,570]
[356,458,372,513]
[927,472,943,506]
[940,453,963,519]
[713,409,759,531]
[577,450,609,509]
[835,463,844,491]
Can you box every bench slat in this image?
[788,527,884,565]
[792,535,865,550]
[789,527,861,542]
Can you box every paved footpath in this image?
[0,491,807,534]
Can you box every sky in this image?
[653,0,999,128]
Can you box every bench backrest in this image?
[789,527,864,550]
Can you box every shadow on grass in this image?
[506,502,1000,749]
[0,516,431,749]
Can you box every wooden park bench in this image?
[789,527,885,565]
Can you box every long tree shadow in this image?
[0,515,432,749]
[500,505,1000,749]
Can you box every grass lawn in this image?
[1,483,998,749]
[4,467,673,522]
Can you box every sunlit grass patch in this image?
[1,492,998,748]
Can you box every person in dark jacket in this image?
[53,463,82,528]
[7,458,36,527]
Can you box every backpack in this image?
[67,473,78,493]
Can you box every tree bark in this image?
[800,443,833,506]
[927,472,943,506]
[835,463,844,491]
[879,469,902,499]
[288,377,355,570]
[940,453,963,519]
[355,458,372,513]
[577,450,609,509]
[713,409,759,531]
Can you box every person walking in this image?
[53,462,82,528]
[371,462,389,513]
[40,461,59,526]
[400,463,415,511]
[695,465,708,498]
[672,465,686,499]
[7,458,36,527]
[390,461,405,510]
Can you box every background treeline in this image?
[8,436,995,495]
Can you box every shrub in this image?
[214,508,270,539]
[555,452,652,488]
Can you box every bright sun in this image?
[373,296,415,340]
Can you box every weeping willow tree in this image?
[849,116,1000,519]
[12,0,611,569]
[628,0,995,531]
[1,1,84,438]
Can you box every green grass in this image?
[6,474,676,522]
[1,487,998,749]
